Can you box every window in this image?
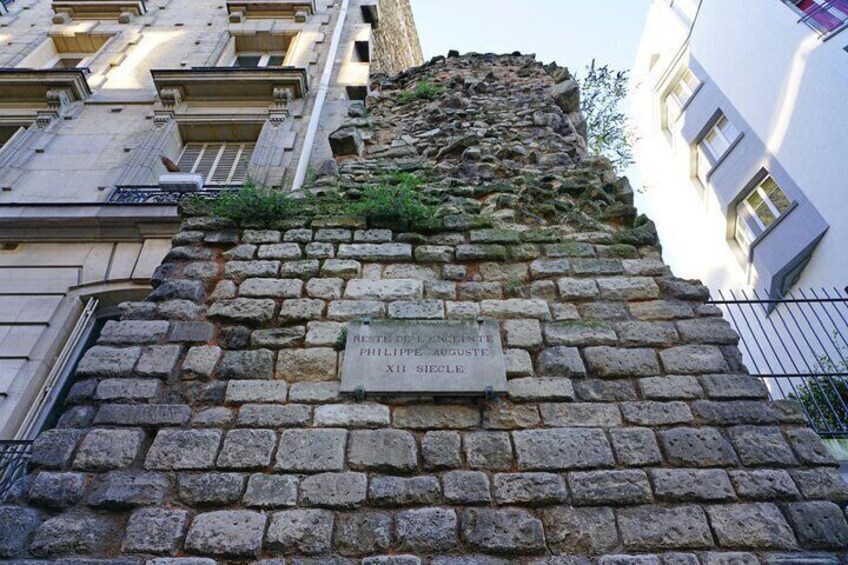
[0,126,23,151]
[696,115,740,185]
[665,69,700,127]
[735,175,792,250]
[176,142,254,185]
[233,53,286,68]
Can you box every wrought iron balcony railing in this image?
[0,440,32,499]
[107,185,236,204]
[709,287,848,438]
[785,0,848,36]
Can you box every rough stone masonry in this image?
[1,52,847,564]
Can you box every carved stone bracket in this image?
[159,88,183,108]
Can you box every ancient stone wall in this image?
[370,0,424,75]
[1,53,847,564]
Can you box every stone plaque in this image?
[340,320,507,396]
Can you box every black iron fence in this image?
[0,440,33,499]
[107,186,235,204]
[709,287,848,438]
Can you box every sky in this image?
[410,0,652,81]
[409,0,653,187]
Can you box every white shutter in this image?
[210,144,240,184]
[177,142,255,185]
[230,143,254,184]
[177,143,203,173]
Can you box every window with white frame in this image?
[696,115,740,186]
[665,69,700,128]
[232,53,287,68]
[734,175,792,251]
[176,142,254,185]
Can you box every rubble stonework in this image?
[2,53,847,563]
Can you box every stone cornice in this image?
[0,69,92,107]
[150,67,309,105]
[226,0,316,18]
[51,0,148,19]
[0,203,179,241]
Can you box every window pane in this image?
[266,55,285,67]
[754,201,777,227]
[235,55,261,68]
[745,190,764,210]
[718,117,739,140]
[697,148,711,186]
[762,179,791,213]
[53,58,83,69]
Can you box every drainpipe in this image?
[292,0,350,191]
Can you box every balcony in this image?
[51,0,147,22]
[0,68,91,107]
[784,0,848,36]
[226,0,315,21]
[150,67,308,105]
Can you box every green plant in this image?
[578,60,635,172]
[334,327,348,352]
[398,80,442,103]
[787,333,848,432]
[354,172,437,228]
[505,279,524,296]
[211,181,298,226]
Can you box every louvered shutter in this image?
[176,143,203,173]
[230,144,254,184]
[177,142,254,185]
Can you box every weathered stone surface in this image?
[443,470,492,504]
[300,472,367,508]
[241,278,303,298]
[536,346,586,377]
[701,374,768,399]
[513,428,615,470]
[216,428,277,469]
[31,429,84,469]
[481,299,551,320]
[638,376,702,400]
[333,511,393,555]
[396,507,458,552]
[617,505,714,550]
[87,471,170,509]
[706,503,798,550]
[338,243,412,261]
[728,425,797,467]
[620,401,693,426]
[609,428,662,467]
[277,348,337,381]
[0,505,40,558]
[73,429,144,471]
[368,475,441,506]
[659,345,729,374]
[584,346,660,377]
[185,510,267,556]
[728,469,800,500]
[542,506,618,554]
[314,404,391,427]
[348,429,418,472]
[345,278,423,300]
[422,431,462,469]
[95,378,159,400]
[464,431,513,470]
[461,508,546,554]
[225,380,287,403]
[145,429,222,470]
[100,320,170,344]
[208,298,275,324]
[651,469,735,501]
[136,345,182,378]
[275,429,346,472]
[568,470,652,505]
[27,472,85,509]
[30,512,115,557]
[278,298,326,321]
[76,346,140,377]
[540,403,622,427]
[94,404,191,426]
[123,507,188,553]
[238,404,311,427]
[784,501,848,549]
[508,377,574,401]
[183,345,221,379]
[266,510,333,555]
[659,427,739,467]
[545,321,617,346]
[394,404,480,429]
[178,473,245,506]
[243,474,298,508]
[493,472,567,505]
[785,427,838,466]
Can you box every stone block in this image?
[278,298,326,321]
[610,428,662,467]
[416,245,454,262]
[504,319,543,349]
[208,298,275,324]
[728,425,798,467]
[789,468,848,500]
[345,279,422,300]
[651,469,735,501]
[513,428,615,470]
[394,404,480,429]
[676,318,739,344]
[597,277,660,300]
[536,346,586,377]
[659,345,729,374]
[258,243,303,260]
[224,260,280,280]
[314,404,391,427]
[123,507,188,553]
[94,404,192,426]
[333,511,392,555]
[544,321,617,346]
[289,381,340,403]
[706,503,798,550]
[659,427,739,467]
[458,282,503,301]
[701,374,768,399]
[183,346,221,379]
[136,345,182,378]
[443,470,491,504]
[73,429,144,471]
[281,259,321,278]
[396,507,458,552]
[243,474,298,508]
[100,320,170,344]
[27,472,85,509]
[530,258,572,277]
[483,402,542,430]
[178,473,245,506]
[540,403,622,427]
[481,299,551,320]
[630,300,694,320]
[464,432,513,470]
[86,470,169,509]
[275,429,346,472]
[241,278,303,298]
[327,299,386,320]
[185,510,267,556]
[389,299,445,319]
[300,471,367,509]
[584,346,660,377]
[620,401,693,426]
[305,321,345,346]
[461,508,546,554]
[508,377,574,401]
[145,429,222,470]
[785,427,838,466]
[542,506,618,554]
[505,348,534,377]
[251,327,306,348]
[31,429,84,469]
[618,505,714,550]
[568,470,652,505]
[338,243,412,261]
[557,277,599,300]
[30,512,116,557]
[348,429,418,473]
[266,510,333,555]
[76,346,140,377]
[225,380,287,403]
[638,376,702,400]
[422,431,462,469]
[0,505,40,558]
[617,321,678,347]
[277,348,337,381]
[784,501,848,549]
[368,475,441,506]
[306,278,344,300]
[728,469,800,500]
[425,280,457,299]
[217,349,275,380]
[493,472,567,505]
[216,429,277,469]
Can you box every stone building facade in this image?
[1,52,847,563]
[0,0,422,440]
